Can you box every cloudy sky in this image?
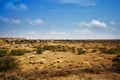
[0,0,120,39]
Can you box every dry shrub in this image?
[10,49,25,56]
[77,48,85,55]
[0,56,18,71]
[0,49,8,57]
[112,54,120,73]
[83,67,104,74]
[3,73,24,80]
[36,47,43,54]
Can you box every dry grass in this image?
[0,39,120,80]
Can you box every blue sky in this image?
[0,0,120,39]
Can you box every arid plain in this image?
[0,38,120,80]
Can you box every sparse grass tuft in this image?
[77,48,85,55]
[71,47,76,53]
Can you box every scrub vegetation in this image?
[0,38,120,80]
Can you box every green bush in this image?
[77,48,85,55]
[37,45,68,52]
[99,47,120,54]
[43,45,55,50]
[0,49,8,57]
[0,56,18,71]
[91,49,97,52]
[55,46,67,52]
[10,49,25,56]
[36,47,43,54]
[99,48,107,53]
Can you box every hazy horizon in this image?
[0,0,120,39]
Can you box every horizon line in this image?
[0,37,120,40]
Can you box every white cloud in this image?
[8,31,39,39]
[5,2,28,11]
[50,31,70,36]
[19,3,28,10]
[110,21,117,25]
[0,16,21,24]
[11,19,21,24]
[14,31,70,39]
[42,31,70,39]
[75,29,92,34]
[24,31,40,39]
[0,16,9,23]
[56,0,96,6]
[74,19,107,28]
[1,29,120,39]
[90,20,107,28]
[28,19,44,25]
[42,30,92,39]
[74,22,90,27]
[27,31,37,35]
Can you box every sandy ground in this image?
[0,39,120,80]
[11,50,119,80]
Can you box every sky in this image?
[0,0,120,39]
